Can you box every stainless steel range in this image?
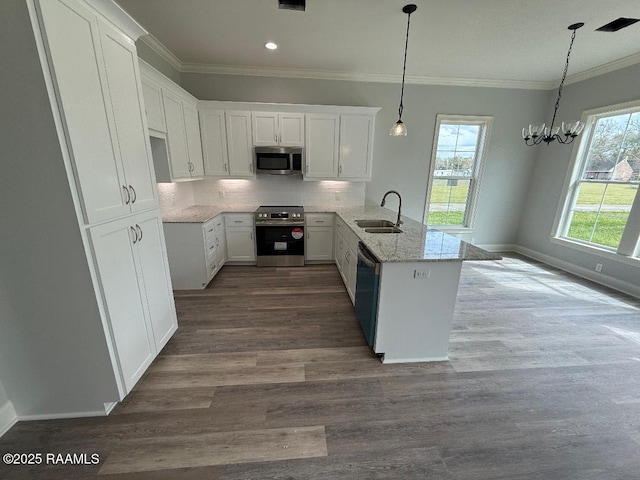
[254,206,305,267]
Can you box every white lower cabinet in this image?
[305,213,334,262]
[163,215,226,289]
[89,210,177,393]
[225,214,256,262]
[334,217,358,304]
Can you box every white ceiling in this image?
[114,0,640,89]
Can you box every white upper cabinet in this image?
[338,114,374,180]
[38,0,160,224]
[183,102,205,177]
[252,112,304,146]
[139,62,204,182]
[162,89,192,180]
[140,77,166,133]
[200,109,229,176]
[305,114,340,179]
[99,20,158,213]
[226,111,254,177]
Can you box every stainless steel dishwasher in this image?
[355,242,381,347]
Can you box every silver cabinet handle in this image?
[136,224,143,242]
[122,185,130,205]
[279,133,282,143]
[250,231,253,240]
[129,185,137,204]
[274,133,278,142]
[224,163,228,172]
[339,165,342,175]
[305,164,309,174]
[130,226,138,244]
[316,220,325,223]
[249,162,253,173]
[234,220,243,223]
[216,238,220,247]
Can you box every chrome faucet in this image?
[380,190,403,227]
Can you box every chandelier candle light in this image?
[522,23,586,146]
[390,4,417,136]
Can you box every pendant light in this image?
[390,4,417,136]
[522,23,586,146]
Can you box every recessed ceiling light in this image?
[265,42,278,50]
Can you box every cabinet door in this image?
[334,230,345,275]
[38,0,129,224]
[339,114,374,180]
[162,89,191,180]
[134,213,178,351]
[346,247,358,303]
[306,227,334,261]
[89,217,155,394]
[183,102,204,178]
[99,20,158,213]
[226,227,256,261]
[305,114,339,178]
[140,77,166,132]
[226,111,254,177]
[200,109,229,176]
[279,113,304,146]
[252,112,278,146]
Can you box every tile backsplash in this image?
[157,182,195,215]
[190,176,365,207]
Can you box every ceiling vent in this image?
[596,17,639,32]
[278,0,305,11]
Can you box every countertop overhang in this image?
[162,205,501,263]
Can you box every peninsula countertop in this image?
[162,204,501,263]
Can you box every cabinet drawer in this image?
[206,235,217,257]
[335,217,345,235]
[225,214,253,227]
[306,213,334,226]
[203,219,216,240]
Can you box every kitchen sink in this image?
[355,219,397,228]
[364,227,403,234]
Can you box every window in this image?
[556,101,640,258]
[424,115,492,229]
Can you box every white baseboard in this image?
[513,245,640,299]
[104,402,117,415]
[476,243,518,253]
[382,356,449,364]
[0,401,18,437]
[18,409,109,421]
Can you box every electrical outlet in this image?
[335,191,341,201]
[414,269,430,280]
[218,190,225,199]
[595,263,603,272]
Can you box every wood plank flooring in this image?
[2,255,640,479]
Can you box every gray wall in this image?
[516,63,640,294]
[0,378,9,411]
[181,72,549,246]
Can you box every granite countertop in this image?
[162,204,501,263]
[162,205,259,223]
[332,206,501,263]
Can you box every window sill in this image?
[550,236,640,268]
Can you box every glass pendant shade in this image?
[390,120,407,136]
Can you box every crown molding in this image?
[139,34,183,72]
[564,52,640,86]
[180,62,555,90]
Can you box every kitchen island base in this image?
[374,260,463,363]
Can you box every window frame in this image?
[423,114,493,232]
[552,99,640,265]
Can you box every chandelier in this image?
[390,4,417,136]
[522,23,586,146]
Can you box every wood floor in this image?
[2,255,640,479]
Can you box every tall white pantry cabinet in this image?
[0,0,177,420]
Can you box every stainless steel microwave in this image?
[254,147,304,175]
